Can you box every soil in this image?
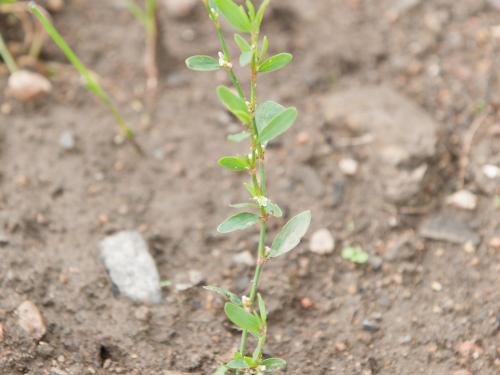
[1,0,499,374]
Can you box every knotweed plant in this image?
[127,0,158,101]
[186,1,311,373]
[29,3,143,154]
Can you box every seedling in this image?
[0,33,18,73]
[29,3,143,154]
[341,245,369,264]
[127,0,158,102]
[186,1,311,373]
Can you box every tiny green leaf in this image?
[256,101,285,133]
[257,293,267,323]
[217,85,248,115]
[262,358,287,371]
[185,55,220,71]
[239,51,253,67]
[260,107,298,144]
[228,131,250,142]
[224,302,261,335]
[217,212,260,233]
[234,33,251,52]
[227,359,250,369]
[244,182,258,197]
[259,35,269,63]
[213,365,228,375]
[341,246,369,264]
[265,201,283,218]
[255,0,270,29]
[204,286,242,305]
[215,0,252,32]
[233,110,252,124]
[269,210,311,257]
[258,52,293,73]
[218,156,248,171]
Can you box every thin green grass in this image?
[0,33,18,73]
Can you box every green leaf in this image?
[257,294,267,323]
[218,156,248,171]
[214,0,252,32]
[260,107,298,144]
[217,86,248,115]
[185,55,220,71]
[256,101,285,133]
[255,0,270,29]
[262,358,287,372]
[224,302,261,335]
[265,201,283,218]
[227,359,250,369]
[217,212,260,233]
[259,35,269,63]
[239,51,253,67]
[341,246,369,264]
[243,182,258,197]
[204,286,242,305]
[228,131,250,142]
[234,33,251,52]
[269,210,311,258]
[230,202,259,209]
[233,110,252,124]
[213,365,228,375]
[245,0,255,19]
[258,52,293,73]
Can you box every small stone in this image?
[482,164,499,179]
[362,319,380,332]
[99,231,162,304]
[296,131,311,145]
[45,0,65,12]
[368,256,383,271]
[431,281,442,292]
[162,0,198,18]
[452,370,472,375]
[7,70,52,102]
[188,270,205,286]
[58,131,76,151]
[385,239,417,262]
[232,251,255,266]
[300,297,313,309]
[335,341,347,352]
[456,341,483,359]
[419,215,480,245]
[400,335,412,344]
[357,332,373,345]
[50,368,69,375]
[339,158,359,176]
[0,231,9,246]
[16,301,46,340]
[488,237,500,250]
[309,229,335,255]
[36,342,54,357]
[446,190,477,210]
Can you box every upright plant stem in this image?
[0,33,18,74]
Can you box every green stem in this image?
[0,33,18,74]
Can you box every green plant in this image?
[341,245,368,264]
[127,0,158,101]
[29,2,143,154]
[0,33,18,73]
[186,1,311,373]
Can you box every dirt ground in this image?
[1,0,499,374]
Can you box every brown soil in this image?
[1,1,499,374]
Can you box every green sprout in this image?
[0,33,18,73]
[187,1,311,373]
[127,0,158,101]
[29,2,143,154]
[341,245,369,264]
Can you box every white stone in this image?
[339,158,359,176]
[232,251,255,266]
[446,190,477,210]
[309,229,335,255]
[7,70,51,102]
[162,0,198,18]
[99,231,162,304]
[59,131,75,150]
[482,164,499,179]
[16,301,46,340]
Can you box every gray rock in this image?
[58,131,75,150]
[322,86,438,204]
[16,300,46,340]
[419,215,480,245]
[99,231,162,304]
[446,190,477,211]
[362,319,380,332]
[309,229,335,255]
[0,231,9,246]
[385,238,417,262]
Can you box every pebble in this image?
[488,236,500,250]
[452,371,472,375]
[296,131,311,145]
[232,251,255,266]
[368,256,383,271]
[446,190,477,210]
[99,231,162,304]
[162,0,198,18]
[50,368,68,375]
[36,342,55,357]
[362,319,380,332]
[58,131,76,151]
[419,215,480,245]
[7,70,52,102]
[45,0,65,12]
[431,281,443,292]
[339,158,359,176]
[300,297,313,309]
[482,164,499,179]
[16,300,46,340]
[0,231,9,246]
[175,270,205,291]
[309,228,335,255]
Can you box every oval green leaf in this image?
[224,302,261,335]
[256,101,285,133]
[217,85,248,115]
[228,131,250,142]
[269,210,311,257]
[227,359,250,369]
[258,52,292,73]
[213,365,228,375]
[234,33,251,52]
[217,212,260,233]
[218,156,248,171]
[204,286,242,305]
[215,0,252,32]
[185,55,220,71]
[262,358,287,371]
[259,107,298,144]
